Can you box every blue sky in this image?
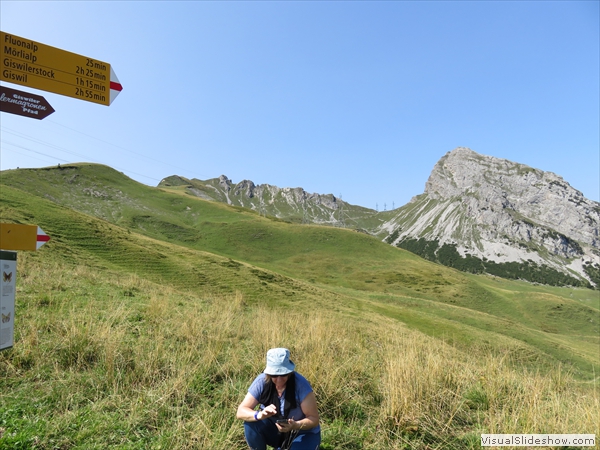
[1,1,598,209]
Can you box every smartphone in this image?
[276,419,288,425]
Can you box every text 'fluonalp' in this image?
[3,33,39,64]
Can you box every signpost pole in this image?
[0,251,17,351]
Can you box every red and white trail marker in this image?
[36,227,50,250]
[109,67,123,105]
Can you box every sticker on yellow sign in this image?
[1,31,123,106]
[0,223,50,251]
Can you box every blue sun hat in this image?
[264,348,296,375]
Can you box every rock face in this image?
[381,147,600,286]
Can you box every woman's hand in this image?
[236,394,278,422]
[258,404,278,420]
[275,419,297,433]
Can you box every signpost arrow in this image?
[0,223,51,251]
[0,31,123,106]
[36,228,50,249]
[0,85,55,119]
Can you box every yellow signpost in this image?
[0,223,50,251]
[1,31,123,106]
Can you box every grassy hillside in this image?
[0,165,598,448]
[3,251,596,449]
[1,165,598,377]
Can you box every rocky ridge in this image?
[158,174,377,226]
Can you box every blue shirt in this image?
[248,372,321,434]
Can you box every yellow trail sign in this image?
[1,31,123,106]
[0,223,50,251]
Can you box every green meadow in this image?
[0,164,598,449]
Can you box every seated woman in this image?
[236,348,321,450]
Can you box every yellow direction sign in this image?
[0,223,50,251]
[1,31,123,106]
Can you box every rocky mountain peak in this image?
[384,147,600,287]
[424,148,597,248]
[425,147,578,202]
[218,175,232,191]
